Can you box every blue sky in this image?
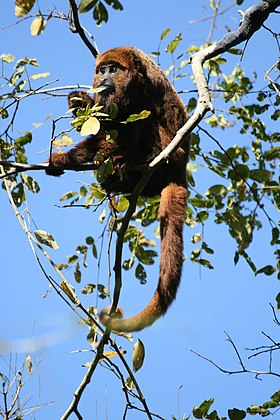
[1,1,279,419]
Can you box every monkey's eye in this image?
[98,66,106,75]
[109,65,119,73]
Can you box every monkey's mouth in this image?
[97,84,115,96]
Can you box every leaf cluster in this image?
[78,0,123,25]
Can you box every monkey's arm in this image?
[68,90,94,115]
[46,91,99,176]
[46,134,109,176]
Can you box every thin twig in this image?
[189,1,236,24]
[190,331,280,379]
[207,0,222,44]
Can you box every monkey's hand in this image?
[68,91,94,116]
[45,153,68,176]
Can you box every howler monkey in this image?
[46,47,189,332]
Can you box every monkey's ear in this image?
[68,91,94,115]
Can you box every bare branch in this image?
[190,332,280,379]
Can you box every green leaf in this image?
[76,244,88,267]
[108,102,119,119]
[93,2,109,25]
[271,390,280,403]
[263,147,280,161]
[116,195,129,212]
[125,376,134,391]
[271,227,280,246]
[60,280,80,304]
[92,243,98,258]
[228,164,250,181]
[256,265,276,276]
[15,131,32,146]
[135,263,147,284]
[227,48,243,55]
[15,0,36,16]
[21,174,40,193]
[104,0,123,10]
[98,284,109,299]
[0,107,9,119]
[249,169,272,183]
[276,293,280,310]
[189,197,215,209]
[34,230,59,249]
[196,210,209,222]
[125,110,151,123]
[150,51,160,57]
[196,259,214,269]
[247,405,270,416]
[202,242,214,254]
[193,399,214,418]
[240,251,256,273]
[68,255,79,264]
[60,191,78,201]
[135,247,157,265]
[86,236,94,245]
[205,184,227,197]
[14,57,39,68]
[81,283,96,294]
[132,339,145,372]
[166,33,182,54]
[228,408,246,420]
[96,158,114,184]
[188,97,197,113]
[160,28,171,41]
[79,0,98,13]
[192,233,202,244]
[74,262,81,283]
[235,164,250,180]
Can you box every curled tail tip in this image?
[99,299,165,333]
[99,306,124,329]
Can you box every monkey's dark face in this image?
[93,55,139,117]
[95,63,121,97]
[94,62,130,113]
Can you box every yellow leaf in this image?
[25,355,32,373]
[15,0,35,17]
[125,376,134,390]
[102,351,119,359]
[34,229,59,249]
[80,117,100,136]
[31,72,50,80]
[30,15,46,36]
[60,280,80,305]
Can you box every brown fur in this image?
[46,47,189,332]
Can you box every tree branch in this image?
[190,331,280,379]
[68,0,99,58]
